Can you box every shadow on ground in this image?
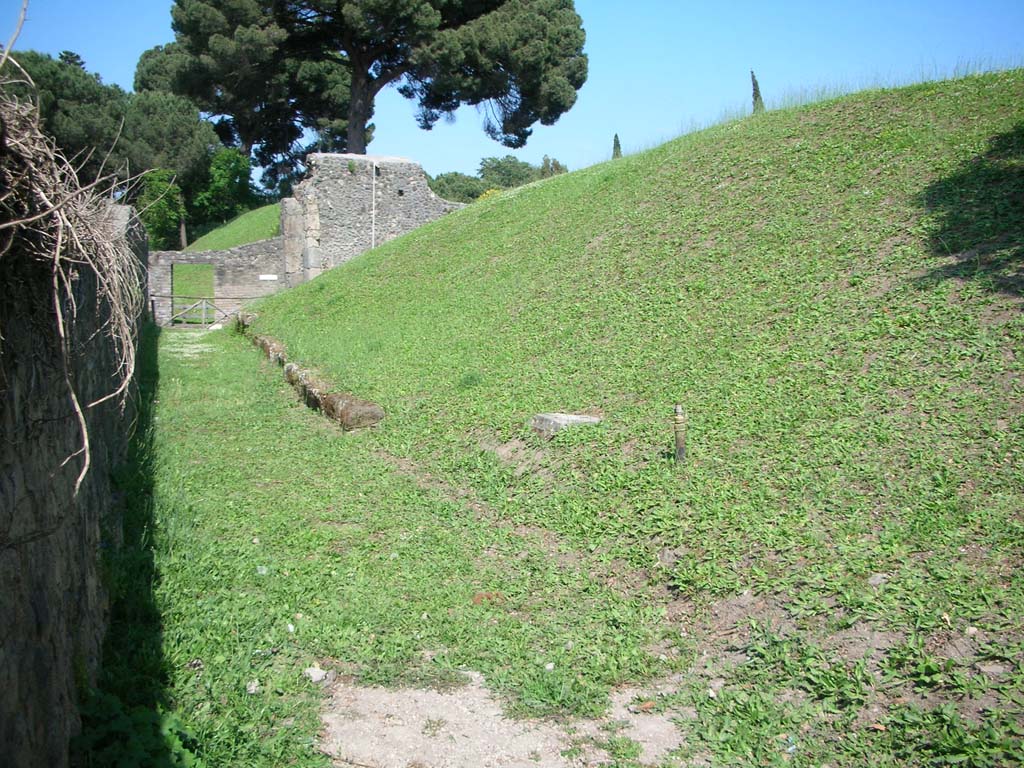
[915,122,1024,298]
[71,324,202,766]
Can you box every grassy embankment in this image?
[168,204,280,322]
[185,203,281,252]
[102,71,1023,766]
[169,263,214,322]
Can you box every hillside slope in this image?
[186,203,280,252]
[242,71,1023,761]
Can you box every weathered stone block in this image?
[235,311,257,331]
[280,197,305,283]
[530,413,603,440]
[321,393,386,430]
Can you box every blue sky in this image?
[8,0,1024,177]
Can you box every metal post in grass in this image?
[673,404,687,464]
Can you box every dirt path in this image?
[319,671,690,768]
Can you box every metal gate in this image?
[167,297,235,327]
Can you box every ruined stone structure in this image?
[148,237,288,326]
[1,206,147,768]
[148,154,462,324]
[290,153,463,280]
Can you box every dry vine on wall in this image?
[0,14,144,493]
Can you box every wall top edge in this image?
[149,236,284,263]
[307,153,419,165]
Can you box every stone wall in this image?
[0,206,147,768]
[280,197,305,280]
[148,236,286,325]
[293,153,463,279]
[148,154,462,324]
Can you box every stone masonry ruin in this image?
[148,154,463,325]
[291,153,464,279]
[1,202,147,766]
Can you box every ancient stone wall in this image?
[280,197,305,280]
[0,207,147,768]
[293,153,463,278]
[148,155,462,324]
[148,237,286,325]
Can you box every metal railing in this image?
[166,297,235,327]
[150,295,266,327]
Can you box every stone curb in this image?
[235,312,385,431]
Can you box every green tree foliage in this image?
[255,57,363,194]
[16,51,217,202]
[191,148,256,224]
[430,153,568,201]
[479,155,540,189]
[134,43,192,95]
[163,10,295,158]
[169,0,587,156]
[137,170,187,250]
[153,7,352,166]
[124,90,219,194]
[124,90,221,245]
[14,50,133,182]
[751,70,765,114]
[539,155,567,178]
[58,50,85,69]
[612,133,622,159]
[428,172,489,204]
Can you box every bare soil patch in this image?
[479,435,554,482]
[318,671,690,768]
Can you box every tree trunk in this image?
[178,217,188,250]
[347,70,371,154]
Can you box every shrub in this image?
[476,188,503,202]
[137,169,185,250]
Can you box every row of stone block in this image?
[237,313,385,431]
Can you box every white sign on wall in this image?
[258,274,279,281]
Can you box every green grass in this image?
[92,71,1024,766]
[170,263,215,324]
[171,264,214,300]
[81,327,664,766]
[186,203,281,252]
[247,71,1024,763]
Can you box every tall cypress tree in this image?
[751,70,765,114]
[612,133,622,159]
